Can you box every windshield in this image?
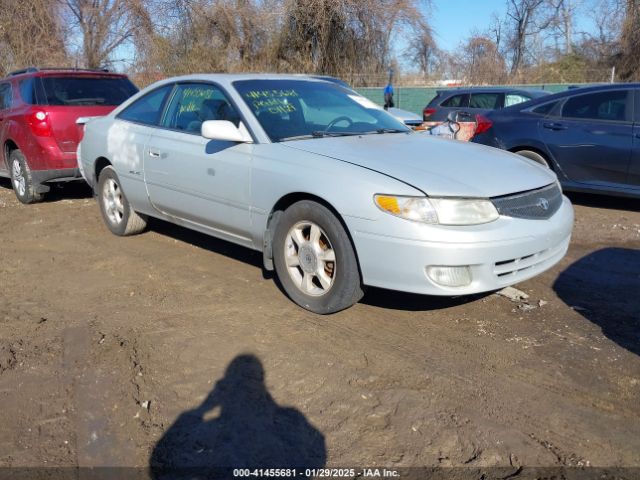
[233,79,410,142]
[39,76,138,106]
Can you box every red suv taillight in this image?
[423,107,436,120]
[474,114,493,136]
[28,110,53,137]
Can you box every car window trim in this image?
[556,88,633,124]
[124,80,259,143]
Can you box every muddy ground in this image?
[0,178,639,478]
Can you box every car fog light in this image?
[426,266,472,287]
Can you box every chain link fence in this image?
[354,83,600,115]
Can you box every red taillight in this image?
[423,107,436,119]
[474,114,493,136]
[28,110,53,137]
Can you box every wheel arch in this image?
[508,146,555,170]
[262,192,362,279]
[94,157,113,185]
[3,139,20,169]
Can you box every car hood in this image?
[283,133,556,197]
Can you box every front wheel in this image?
[98,166,147,236]
[273,200,363,314]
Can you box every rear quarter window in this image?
[0,83,13,110]
[529,101,559,116]
[19,78,35,104]
[504,93,531,107]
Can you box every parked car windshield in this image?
[39,76,138,106]
[233,79,409,142]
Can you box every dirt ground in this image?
[0,178,639,478]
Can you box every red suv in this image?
[0,67,138,203]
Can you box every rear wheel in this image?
[273,200,363,314]
[97,166,147,236]
[515,149,550,168]
[9,150,43,204]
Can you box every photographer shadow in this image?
[149,354,326,479]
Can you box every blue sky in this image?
[427,0,593,50]
[430,0,506,48]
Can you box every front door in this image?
[143,82,253,243]
[539,89,633,187]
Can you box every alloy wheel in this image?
[103,178,125,225]
[284,221,336,296]
[11,159,26,197]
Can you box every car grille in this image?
[491,183,562,220]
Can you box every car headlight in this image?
[374,195,499,225]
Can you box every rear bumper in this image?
[32,168,82,184]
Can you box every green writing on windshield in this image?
[246,89,298,115]
[245,89,299,99]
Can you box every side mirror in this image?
[201,120,252,143]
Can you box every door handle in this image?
[148,149,161,158]
[543,122,568,131]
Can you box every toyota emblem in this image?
[536,198,550,210]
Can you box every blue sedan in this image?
[472,83,640,198]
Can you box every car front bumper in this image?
[346,195,574,295]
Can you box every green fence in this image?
[354,84,582,115]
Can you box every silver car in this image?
[78,74,574,314]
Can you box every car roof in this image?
[141,73,347,92]
[150,73,339,83]
[4,67,128,80]
[500,82,640,113]
[436,86,550,96]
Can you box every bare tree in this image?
[62,0,146,69]
[405,20,439,79]
[618,0,640,80]
[457,35,508,84]
[504,0,556,75]
[576,0,622,62]
[275,0,427,84]
[0,0,68,74]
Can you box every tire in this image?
[273,200,364,314]
[9,149,43,204]
[515,149,550,168]
[97,166,147,236]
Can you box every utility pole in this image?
[610,66,616,83]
